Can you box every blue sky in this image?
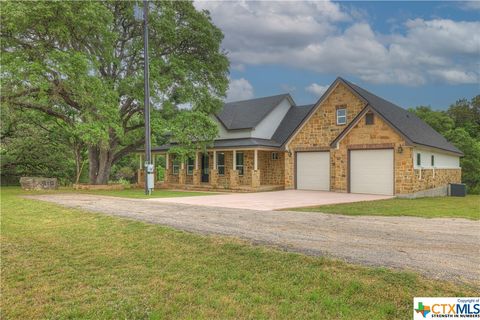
[195,1,479,109]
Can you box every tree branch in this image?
[112,138,144,163]
[12,101,74,125]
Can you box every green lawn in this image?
[4,186,215,199]
[1,188,477,319]
[291,195,480,220]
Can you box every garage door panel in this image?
[350,149,394,195]
[296,152,330,191]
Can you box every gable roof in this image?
[272,104,315,145]
[337,78,462,155]
[216,94,293,130]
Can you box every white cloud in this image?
[231,63,245,72]
[226,78,254,102]
[195,1,479,86]
[428,69,479,84]
[305,83,329,97]
[460,1,480,10]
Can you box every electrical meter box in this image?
[145,163,155,190]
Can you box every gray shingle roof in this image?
[340,78,463,155]
[272,104,315,145]
[151,138,281,152]
[216,94,292,130]
[149,77,461,156]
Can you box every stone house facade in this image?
[138,77,462,196]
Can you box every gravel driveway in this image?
[29,194,480,285]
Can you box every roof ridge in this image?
[224,93,290,105]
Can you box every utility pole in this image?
[136,0,153,195]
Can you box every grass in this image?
[3,186,216,199]
[1,187,478,319]
[291,195,480,220]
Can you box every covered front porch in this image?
[137,148,285,192]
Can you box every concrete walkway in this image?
[147,190,392,210]
[29,194,480,285]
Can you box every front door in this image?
[201,153,209,183]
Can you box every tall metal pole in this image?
[143,0,151,195]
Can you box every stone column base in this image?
[251,170,260,188]
[137,169,145,184]
[229,170,239,189]
[193,169,201,185]
[179,169,186,185]
[164,169,170,184]
[210,169,218,188]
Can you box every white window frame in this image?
[186,158,194,175]
[217,152,225,176]
[272,152,279,160]
[172,157,180,175]
[236,152,244,176]
[336,108,347,125]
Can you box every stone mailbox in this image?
[20,177,58,190]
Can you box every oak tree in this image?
[1,1,229,184]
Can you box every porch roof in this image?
[150,137,282,152]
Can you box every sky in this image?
[194,1,480,110]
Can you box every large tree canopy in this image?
[1,1,229,184]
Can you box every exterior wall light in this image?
[397,146,403,154]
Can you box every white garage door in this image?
[350,149,394,195]
[296,152,330,191]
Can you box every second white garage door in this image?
[350,149,394,195]
[296,152,330,191]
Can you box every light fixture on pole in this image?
[135,0,153,195]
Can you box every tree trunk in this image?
[74,144,86,184]
[88,146,113,184]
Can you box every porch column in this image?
[193,152,200,185]
[137,154,145,185]
[210,151,218,188]
[230,150,239,189]
[164,153,170,184]
[152,154,157,183]
[233,149,237,170]
[252,149,260,188]
[179,160,186,185]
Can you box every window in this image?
[365,112,374,125]
[272,152,279,160]
[172,157,180,175]
[431,155,435,167]
[187,158,194,175]
[336,108,347,125]
[416,153,421,166]
[217,152,225,175]
[236,152,244,176]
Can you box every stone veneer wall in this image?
[167,155,179,184]
[285,82,365,189]
[185,173,193,185]
[238,150,253,186]
[334,113,411,194]
[413,168,461,192]
[259,151,285,185]
[215,151,232,188]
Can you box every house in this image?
[138,77,462,196]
